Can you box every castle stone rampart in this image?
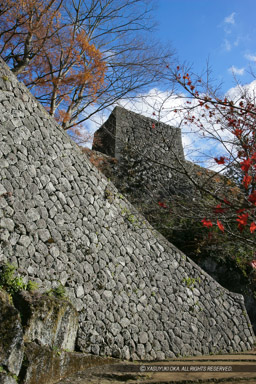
[93,106,193,200]
[93,106,184,162]
[0,58,254,360]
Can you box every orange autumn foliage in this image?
[0,0,63,73]
[20,28,106,128]
[1,0,106,129]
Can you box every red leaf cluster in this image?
[237,213,249,232]
[158,201,167,208]
[201,218,213,228]
[214,157,227,165]
[217,220,224,232]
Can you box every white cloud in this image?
[115,88,186,126]
[226,79,256,100]
[245,53,256,62]
[224,12,236,25]
[234,37,240,46]
[228,66,245,75]
[223,39,232,52]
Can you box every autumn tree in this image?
[170,67,256,240]
[0,0,64,74]
[22,29,106,127]
[0,0,173,138]
[152,69,256,319]
[120,65,256,252]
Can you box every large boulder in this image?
[13,291,78,351]
[0,289,24,376]
[0,288,80,384]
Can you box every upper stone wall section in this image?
[0,57,255,360]
[93,106,188,200]
[93,106,185,163]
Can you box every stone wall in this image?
[92,107,237,205]
[92,106,204,200]
[93,106,184,162]
[0,57,255,360]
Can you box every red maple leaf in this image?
[217,220,224,232]
[233,129,242,138]
[243,174,252,189]
[240,159,251,173]
[237,213,249,231]
[250,222,256,234]
[214,157,226,165]
[213,204,225,214]
[248,191,256,205]
[201,218,213,228]
[158,201,167,208]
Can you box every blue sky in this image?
[154,0,256,93]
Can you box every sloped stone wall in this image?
[0,58,255,360]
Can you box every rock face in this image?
[13,291,78,351]
[0,287,79,383]
[0,57,255,360]
[0,289,24,376]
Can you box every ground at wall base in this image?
[56,350,256,384]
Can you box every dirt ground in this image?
[57,350,256,384]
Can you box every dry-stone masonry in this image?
[0,57,255,360]
[92,105,210,205]
[93,106,188,199]
[93,106,185,162]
